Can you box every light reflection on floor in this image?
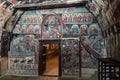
[43,56,58,76]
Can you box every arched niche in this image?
[41,14,63,39]
[89,24,99,36]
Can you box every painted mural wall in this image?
[87,0,120,62]
[0,5,26,77]
[0,0,120,77]
[0,0,108,78]
[11,6,104,72]
[0,1,16,74]
[61,39,80,77]
[0,0,105,76]
[8,35,39,75]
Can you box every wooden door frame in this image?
[39,39,61,77]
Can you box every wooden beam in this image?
[14,0,88,10]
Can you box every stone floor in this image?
[0,68,98,80]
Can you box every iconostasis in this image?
[7,5,105,76]
[0,0,119,78]
[0,0,106,77]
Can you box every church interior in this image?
[0,0,120,80]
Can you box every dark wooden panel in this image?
[14,1,88,10]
